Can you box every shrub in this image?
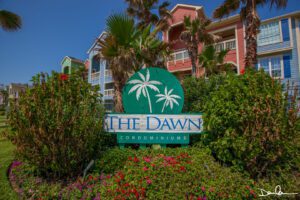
[7,71,109,178]
[190,69,299,178]
[69,148,258,199]
[94,147,137,174]
[10,148,300,199]
[182,75,225,112]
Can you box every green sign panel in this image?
[123,67,184,114]
[104,67,203,147]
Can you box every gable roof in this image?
[170,4,203,13]
[61,56,84,66]
[87,31,107,54]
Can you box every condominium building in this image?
[164,4,300,90]
[163,4,246,79]
[87,32,114,111]
[85,4,300,111]
[256,11,300,91]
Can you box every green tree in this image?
[132,25,170,69]
[213,0,287,68]
[0,10,22,31]
[198,45,233,77]
[180,16,217,77]
[125,0,171,31]
[98,14,169,112]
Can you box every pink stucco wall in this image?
[164,5,246,75]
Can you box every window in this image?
[215,43,224,52]
[170,50,189,62]
[104,100,114,112]
[225,40,236,50]
[270,57,282,78]
[92,56,100,73]
[258,56,283,78]
[215,39,236,52]
[105,82,114,90]
[258,21,281,46]
[63,66,70,74]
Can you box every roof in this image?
[261,10,300,24]
[209,14,241,29]
[87,31,107,54]
[170,4,203,13]
[61,56,84,66]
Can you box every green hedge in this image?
[184,69,299,181]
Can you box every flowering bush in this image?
[7,71,109,178]
[96,148,258,199]
[10,147,300,199]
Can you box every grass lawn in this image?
[0,115,18,200]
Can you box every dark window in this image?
[92,56,100,73]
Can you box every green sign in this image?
[123,67,184,114]
[104,67,203,148]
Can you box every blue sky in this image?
[1,0,300,85]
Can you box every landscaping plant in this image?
[11,148,260,199]
[188,69,299,180]
[7,71,108,178]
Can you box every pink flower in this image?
[143,157,151,163]
[164,156,173,162]
[143,167,149,171]
[146,179,152,185]
[201,186,206,192]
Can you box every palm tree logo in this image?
[127,69,162,113]
[156,87,181,113]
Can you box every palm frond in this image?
[0,10,22,31]
[269,0,287,9]
[213,0,241,19]
[106,14,135,46]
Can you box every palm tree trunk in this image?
[114,82,124,113]
[188,42,198,77]
[245,0,260,68]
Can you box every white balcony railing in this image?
[104,89,114,97]
[105,69,112,77]
[215,39,236,52]
[90,72,100,85]
[169,49,189,63]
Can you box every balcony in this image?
[215,39,236,52]
[167,49,192,72]
[90,72,100,85]
[105,69,112,77]
[104,89,114,97]
[170,49,189,63]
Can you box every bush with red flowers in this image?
[10,147,300,199]
[7,71,111,179]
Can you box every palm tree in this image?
[198,45,233,77]
[98,14,137,112]
[128,69,161,113]
[98,14,169,112]
[180,16,218,77]
[0,10,22,31]
[132,24,170,69]
[125,0,172,31]
[213,0,287,68]
[156,87,181,112]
